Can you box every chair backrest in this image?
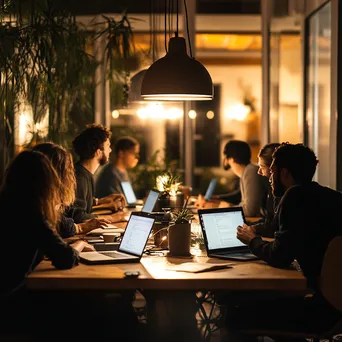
[319,235,342,313]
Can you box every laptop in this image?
[198,207,259,261]
[188,178,218,210]
[80,212,155,264]
[121,181,144,207]
[204,178,218,201]
[141,189,160,213]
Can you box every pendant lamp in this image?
[128,69,147,103]
[141,0,213,101]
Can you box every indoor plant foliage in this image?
[170,209,194,225]
[0,0,136,177]
[168,208,193,257]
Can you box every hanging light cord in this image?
[164,0,168,52]
[183,0,193,58]
[176,0,179,37]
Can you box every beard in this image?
[271,170,286,197]
[99,152,109,165]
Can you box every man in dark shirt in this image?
[227,143,342,341]
[72,124,126,223]
[95,136,140,198]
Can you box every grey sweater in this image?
[238,163,269,217]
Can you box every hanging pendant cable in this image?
[183,0,193,58]
[176,0,179,37]
[164,0,168,52]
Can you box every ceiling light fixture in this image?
[141,0,213,101]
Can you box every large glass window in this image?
[269,16,302,144]
[306,1,331,185]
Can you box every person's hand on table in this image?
[218,201,230,208]
[79,218,110,233]
[236,224,257,245]
[71,240,95,252]
[109,211,129,223]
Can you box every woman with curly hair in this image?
[32,142,110,237]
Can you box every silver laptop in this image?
[120,181,144,207]
[80,212,155,264]
[141,189,160,213]
[198,207,259,261]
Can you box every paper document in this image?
[166,262,233,273]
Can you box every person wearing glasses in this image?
[95,136,140,198]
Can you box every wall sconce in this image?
[225,104,250,121]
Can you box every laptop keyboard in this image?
[101,252,129,258]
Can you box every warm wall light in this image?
[226,104,250,121]
[206,110,214,119]
[137,103,183,120]
[112,110,120,119]
[188,110,197,119]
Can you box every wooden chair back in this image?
[319,235,342,313]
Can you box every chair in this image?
[239,236,342,342]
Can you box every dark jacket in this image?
[249,182,342,290]
[74,163,96,221]
[254,186,281,237]
[0,210,79,297]
[94,163,130,198]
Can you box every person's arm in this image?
[239,170,266,217]
[248,188,300,267]
[35,220,80,270]
[65,205,96,224]
[58,215,77,238]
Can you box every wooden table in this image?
[27,255,306,291]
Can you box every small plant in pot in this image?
[168,209,194,257]
[154,171,183,211]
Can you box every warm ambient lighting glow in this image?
[206,110,215,119]
[112,110,120,119]
[226,104,250,121]
[188,110,197,119]
[137,103,183,120]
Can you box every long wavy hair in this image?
[0,150,62,226]
[32,142,76,207]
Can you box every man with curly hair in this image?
[72,124,126,223]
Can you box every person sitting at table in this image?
[0,150,139,340]
[228,143,342,341]
[0,150,93,298]
[32,142,110,237]
[95,136,140,198]
[251,142,281,237]
[72,124,127,223]
[197,140,269,217]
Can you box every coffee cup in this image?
[102,232,120,243]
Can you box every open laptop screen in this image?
[121,181,137,205]
[142,190,159,213]
[119,214,154,256]
[204,178,218,200]
[199,209,245,250]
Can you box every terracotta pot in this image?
[168,222,191,256]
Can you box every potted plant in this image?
[154,171,183,211]
[168,209,194,257]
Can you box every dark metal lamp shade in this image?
[141,37,214,101]
[128,69,147,103]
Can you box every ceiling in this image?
[57,0,260,15]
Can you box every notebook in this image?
[198,207,259,261]
[80,212,155,264]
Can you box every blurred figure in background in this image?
[95,136,140,198]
